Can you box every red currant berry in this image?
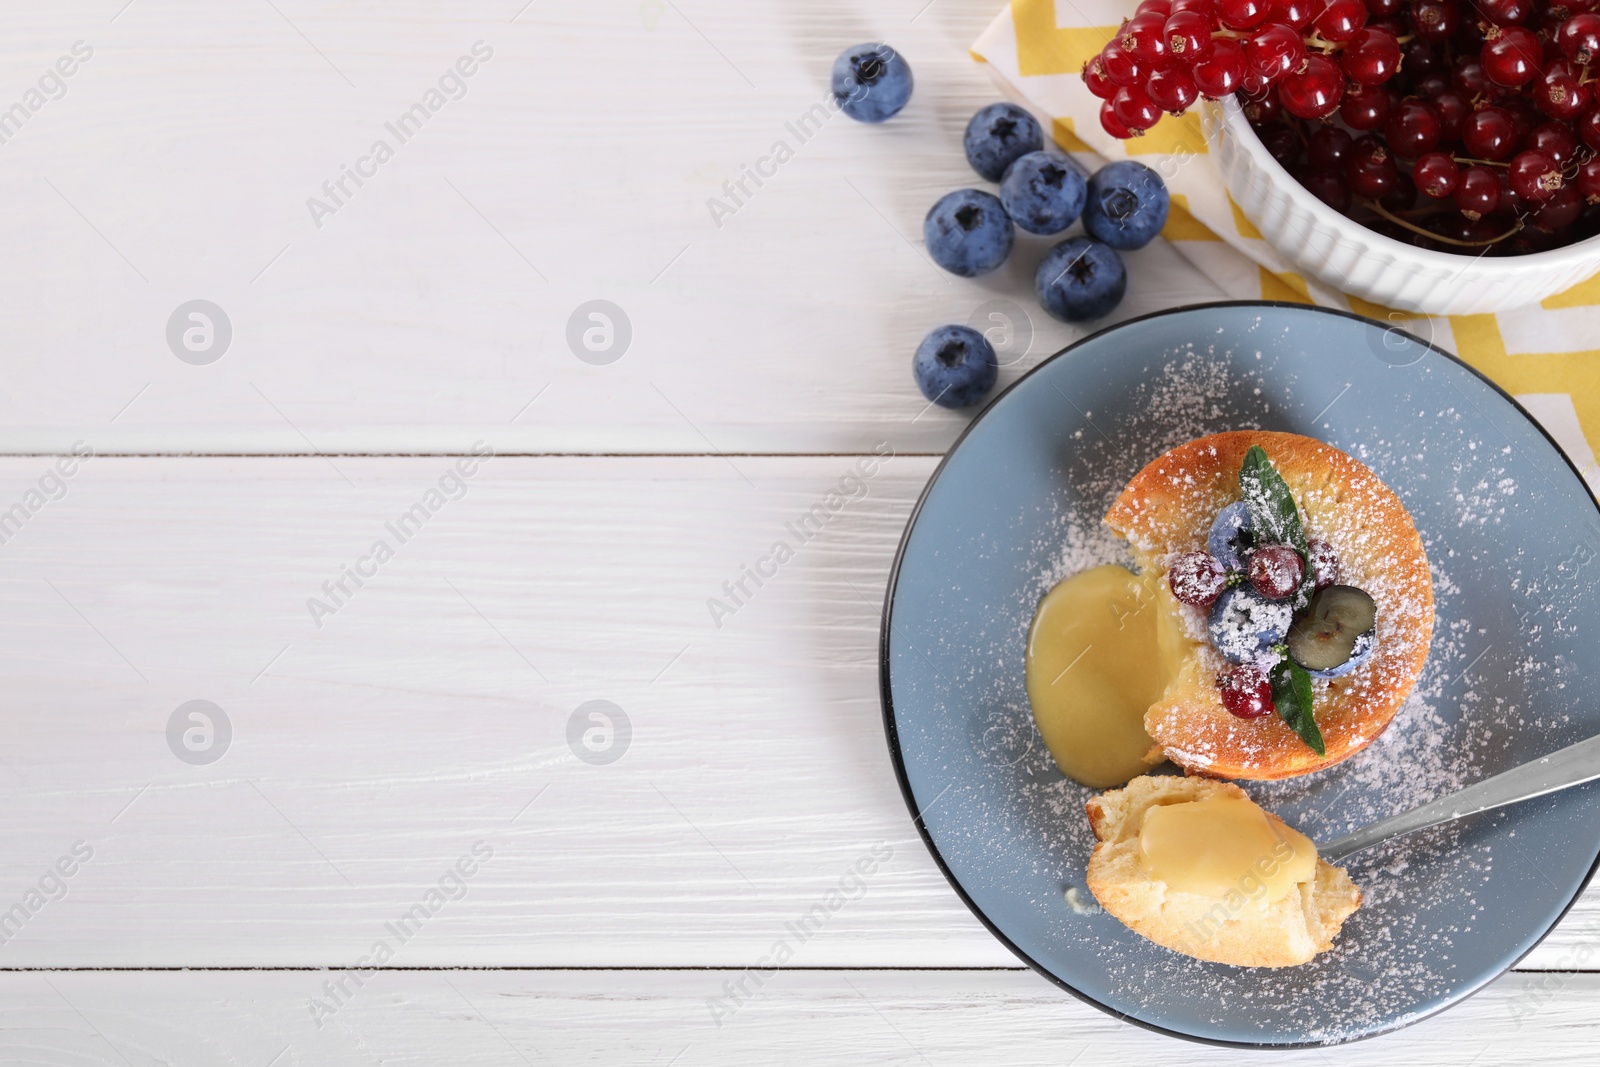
[1536,68,1590,119]
[1402,38,1448,82]
[1270,0,1316,30]
[1414,74,1451,99]
[1248,23,1306,80]
[1137,0,1175,15]
[1306,125,1354,169]
[1383,99,1442,158]
[1172,0,1218,15]
[1579,105,1600,151]
[1297,166,1352,210]
[1168,551,1227,606]
[1306,539,1342,589]
[1341,27,1402,86]
[1510,149,1564,202]
[1364,0,1402,16]
[1101,40,1145,86]
[1498,170,1530,215]
[1083,58,1117,99]
[1112,85,1164,131]
[1148,61,1201,112]
[1526,121,1579,166]
[1344,135,1400,197]
[1530,183,1583,231]
[1379,172,1418,213]
[1280,55,1345,118]
[1482,27,1544,88]
[1313,0,1367,42]
[1454,164,1503,218]
[1429,88,1471,139]
[1249,545,1305,600]
[1194,38,1249,97]
[1558,12,1600,62]
[1220,664,1275,719]
[1258,122,1304,166]
[1100,98,1136,138]
[1480,0,1534,24]
[1453,57,1494,100]
[1463,105,1518,160]
[1409,0,1457,43]
[1165,10,1215,63]
[1579,155,1600,202]
[1413,151,1462,198]
[1243,84,1284,123]
[1123,12,1171,64]
[1339,83,1394,129]
[1430,213,1502,245]
[1220,0,1271,29]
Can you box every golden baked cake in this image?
[1104,431,1434,781]
[1086,775,1362,968]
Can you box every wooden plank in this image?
[0,1,1226,456]
[1,969,1594,1064]
[0,455,1593,969]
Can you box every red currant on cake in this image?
[1220,664,1275,719]
[1168,551,1227,606]
[1248,544,1305,600]
[1306,539,1341,589]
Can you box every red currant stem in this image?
[1451,155,1510,168]
[1359,198,1523,246]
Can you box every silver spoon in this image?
[1317,733,1600,863]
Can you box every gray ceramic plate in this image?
[880,302,1600,1047]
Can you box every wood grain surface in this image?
[0,0,1593,1060]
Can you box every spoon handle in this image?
[1317,732,1600,864]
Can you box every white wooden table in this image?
[1,1,1593,1062]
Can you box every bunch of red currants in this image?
[1083,0,1600,253]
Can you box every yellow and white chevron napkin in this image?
[973,0,1600,484]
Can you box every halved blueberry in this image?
[1288,585,1377,678]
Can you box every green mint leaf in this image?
[1238,445,1307,556]
[1271,658,1324,757]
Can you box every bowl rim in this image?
[876,299,1600,1049]
[1210,94,1600,276]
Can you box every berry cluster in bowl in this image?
[1084,0,1600,254]
[1165,447,1378,753]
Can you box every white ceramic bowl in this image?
[1201,95,1600,315]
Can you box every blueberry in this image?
[912,325,998,409]
[964,103,1044,182]
[999,151,1087,236]
[1207,502,1255,572]
[1207,586,1294,665]
[832,43,913,123]
[1034,237,1125,322]
[1083,161,1170,250]
[924,190,1014,277]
